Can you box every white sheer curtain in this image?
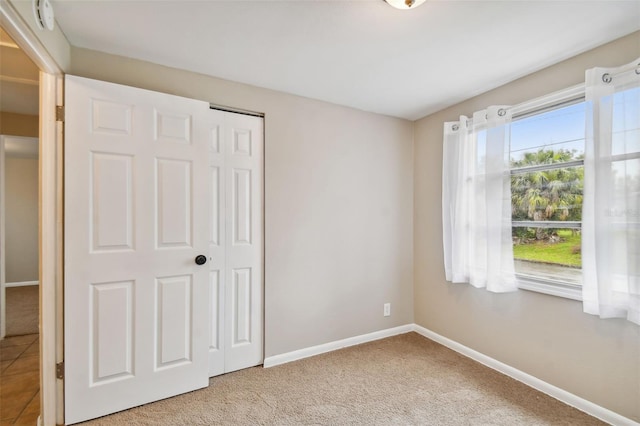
[582,58,640,324]
[442,106,517,292]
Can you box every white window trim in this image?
[509,83,587,301]
[510,83,585,118]
[517,275,583,301]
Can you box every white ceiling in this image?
[52,1,640,120]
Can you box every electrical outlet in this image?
[383,303,391,317]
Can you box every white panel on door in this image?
[209,271,221,351]
[91,100,132,135]
[210,166,220,246]
[211,126,220,153]
[90,281,134,385]
[233,169,252,245]
[232,268,251,346]
[156,159,192,248]
[155,275,192,369]
[154,109,191,144]
[232,128,252,156]
[91,153,133,252]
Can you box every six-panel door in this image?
[208,110,264,376]
[64,75,211,424]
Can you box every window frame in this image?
[509,84,587,301]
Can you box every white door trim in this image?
[40,71,63,426]
[0,2,63,425]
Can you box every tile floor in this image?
[0,334,40,425]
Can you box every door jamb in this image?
[0,1,63,425]
[0,136,5,340]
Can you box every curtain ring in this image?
[498,108,506,117]
[452,124,459,131]
[602,73,612,83]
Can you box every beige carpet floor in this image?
[5,286,39,336]
[82,333,604,425]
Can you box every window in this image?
[509,99,586,298]
[507,83,640,300]
[443,63,639,320]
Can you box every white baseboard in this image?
[263,324,413,368]
[5,280,39,287]
[412,324,638,426]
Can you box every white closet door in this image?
[223,112,263,373]
[208,110,263,376]
[64,75,210,424]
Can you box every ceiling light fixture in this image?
[384,0,426,10]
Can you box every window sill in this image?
[516,274,582,301]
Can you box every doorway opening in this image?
[0,2,64,423]
[0,26,41,425]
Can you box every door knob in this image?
[195,255,207,265]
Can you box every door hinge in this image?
[56,361,64,380]
[55,105,64,122]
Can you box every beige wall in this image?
[414,32,640,421]
[69,47,415,358]
[5,156,39,282]
[0,112,38,137]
